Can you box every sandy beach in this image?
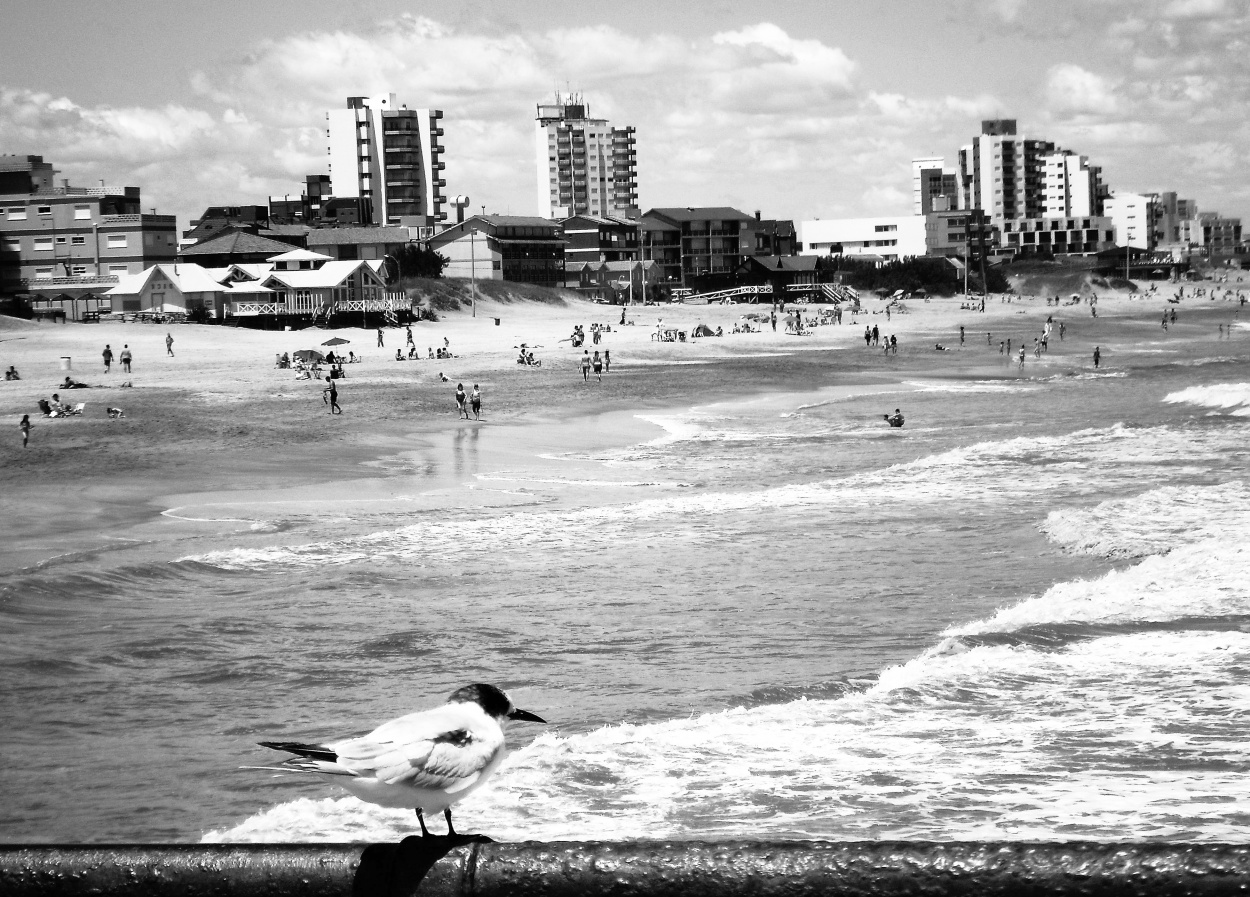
[1,282,1244,573]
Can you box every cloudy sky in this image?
[2,0,1246,230]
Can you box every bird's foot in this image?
[416,808,431,838]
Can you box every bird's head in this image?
[449,683,545,724]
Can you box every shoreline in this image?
[1,288,1244,573]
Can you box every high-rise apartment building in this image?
[1105,192,1162,250]
[912,156,962,214]
[958,120,1107,223]
[535,94,637,220]
[327,95,446,228]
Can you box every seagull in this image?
[254,683,545,836]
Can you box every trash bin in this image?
[494,317,501,326]
[60,356,72,371]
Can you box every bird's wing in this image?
[332,706,505,791]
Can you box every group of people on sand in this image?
[864,325,898,355]
[579,349,610,382]
[101,343,133,373]
[454,382,482,420]
[395,345,452,361]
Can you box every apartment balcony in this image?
[434,127,444,137]
[435,179,446,188]
[435,161,446,170]
[431,144,444,154]
[432,110,443,120]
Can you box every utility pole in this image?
[469,225,477,318]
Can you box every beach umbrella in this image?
[293,349,325,362]
[321,337,351,347]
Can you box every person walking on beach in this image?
[102,344,113,373]
[872,325,880,347]
[165,332,175,356]
[120,344,132,373]
[603,349,611,372]
[455,382,468,419]
[1093,346,1101,369]
[959,326,965,347]
[19,414,32,449]
[1059,322,1065,341]
[771,310,777,332]
[470,384,482,420]
[323,376,341,414]
[999,340,1005,355]
[405,325,414,347]
[864,326,872,347]
[1018,345,1026,369]
[592,350,603,382]
[580,350,592,381]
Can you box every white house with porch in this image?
[105,263,241,317]
[106,250,405,324]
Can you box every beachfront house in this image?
[429,215,565,287]
[239,254,397,325]
[105,262,239,318]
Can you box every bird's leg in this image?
[416,808,430,838]
[444,808,457,837]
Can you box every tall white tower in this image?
[327,94,446,228]
[535,93,637,220]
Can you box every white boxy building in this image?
[798,216,927,261]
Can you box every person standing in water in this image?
[470,384,482,420]
[1093,346,1101,368]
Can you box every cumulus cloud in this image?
[1045,64,1121,116]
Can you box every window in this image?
[37,205,52,216]
[74,204,91,220]
[2,237,19,251]
[108,264,129,274]
[70,265,87,275]
[33,237,53,251]
[71,235,86,245]
[56,236,67,244]
[106,234,128,249]
[34,267,54,279]
[8,208,27,221]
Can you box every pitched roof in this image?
[644,207,756,224]
[263,260,382,289]
[603,259,657,272]
[105,262,224,296]
[179,230,295,257]
[306,227,412,246]
[268,248,334,263]
[744,254,819,272]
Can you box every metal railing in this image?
[4,841,1250,897]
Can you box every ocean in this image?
[2,323,1248,844]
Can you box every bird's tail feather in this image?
[256,741,358,777]
[258,741,338,762]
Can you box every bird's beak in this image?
[508,708,546,724]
